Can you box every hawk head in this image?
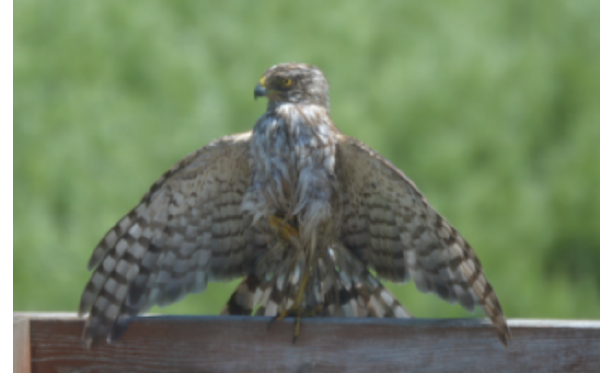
[254,63,330,108]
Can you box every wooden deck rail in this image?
[13,312,600,373]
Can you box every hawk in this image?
[79,63,510,348]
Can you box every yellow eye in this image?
[278,77,292,88]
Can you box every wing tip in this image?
[494,316,511,347]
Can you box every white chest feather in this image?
[242,104,337,234]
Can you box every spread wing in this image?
[79,132,268,347]
[335,135,510,345]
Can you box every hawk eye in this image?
[278,77,292,88]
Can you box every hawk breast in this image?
[242,103,338,239]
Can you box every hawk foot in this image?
[267,272,321,342]
[268,214,299,240]
[269,305,324,343]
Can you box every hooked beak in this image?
[253,76,268,100]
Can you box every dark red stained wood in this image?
[16,313,600,373]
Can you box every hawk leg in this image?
[268,214,322,342]
[268,214,299,240]
[269,271,323,343]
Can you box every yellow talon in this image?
[269,215,299,240]
[276,309,289,322]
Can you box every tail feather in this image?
[220,274,263,315]
[220,272,410,319]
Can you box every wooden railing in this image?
[13,312,600,373]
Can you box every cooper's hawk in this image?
[79,63,510,348]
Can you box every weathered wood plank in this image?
[16,313,600,373]
[13,316,31,373]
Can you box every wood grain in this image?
[13,316,31,373]
[15,313,600,373]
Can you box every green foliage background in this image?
[15,0,600,320]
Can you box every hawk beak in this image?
[254,77,268,100]
[254,83,267,99]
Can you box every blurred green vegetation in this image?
[14,0,600,320]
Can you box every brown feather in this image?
[336,135,510,345]
[79,132,270,347]
[80,63,509,348]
